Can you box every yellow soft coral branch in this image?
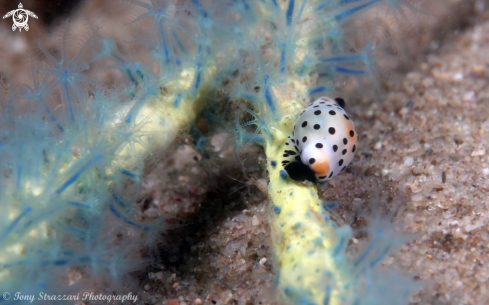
[0,69,208,279]
[264,80,346,304]
[117,69,208,169]
[266,126,343,304]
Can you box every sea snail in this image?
[281,96,357,183]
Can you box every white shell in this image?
[282,96,357,182]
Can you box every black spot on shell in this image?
[339,159,344,166]
[302,136,307,143]
[344,114,350,120]
[295,146,300,152]
[350,130,354,137]
[283,154,289,157]
[314,110,321,115]
[329,110,336,115]
[309,158,315,164]
[313,105,320,108]
[329,171,333,178]
[316,143,323,148]
[343,138,348,145]
[314,124,320,130]
[285,150,296,156]
[285,142,289,145]
[282,161,290,164]
[328,127,335,135]
[352,145,356,153]
[342,149,347,155]
[333,145,338,152]
[334,97,345,108]
[302,121,308,128]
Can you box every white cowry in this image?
[282,96,357,183]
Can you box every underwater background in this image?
[0,0,489,304]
